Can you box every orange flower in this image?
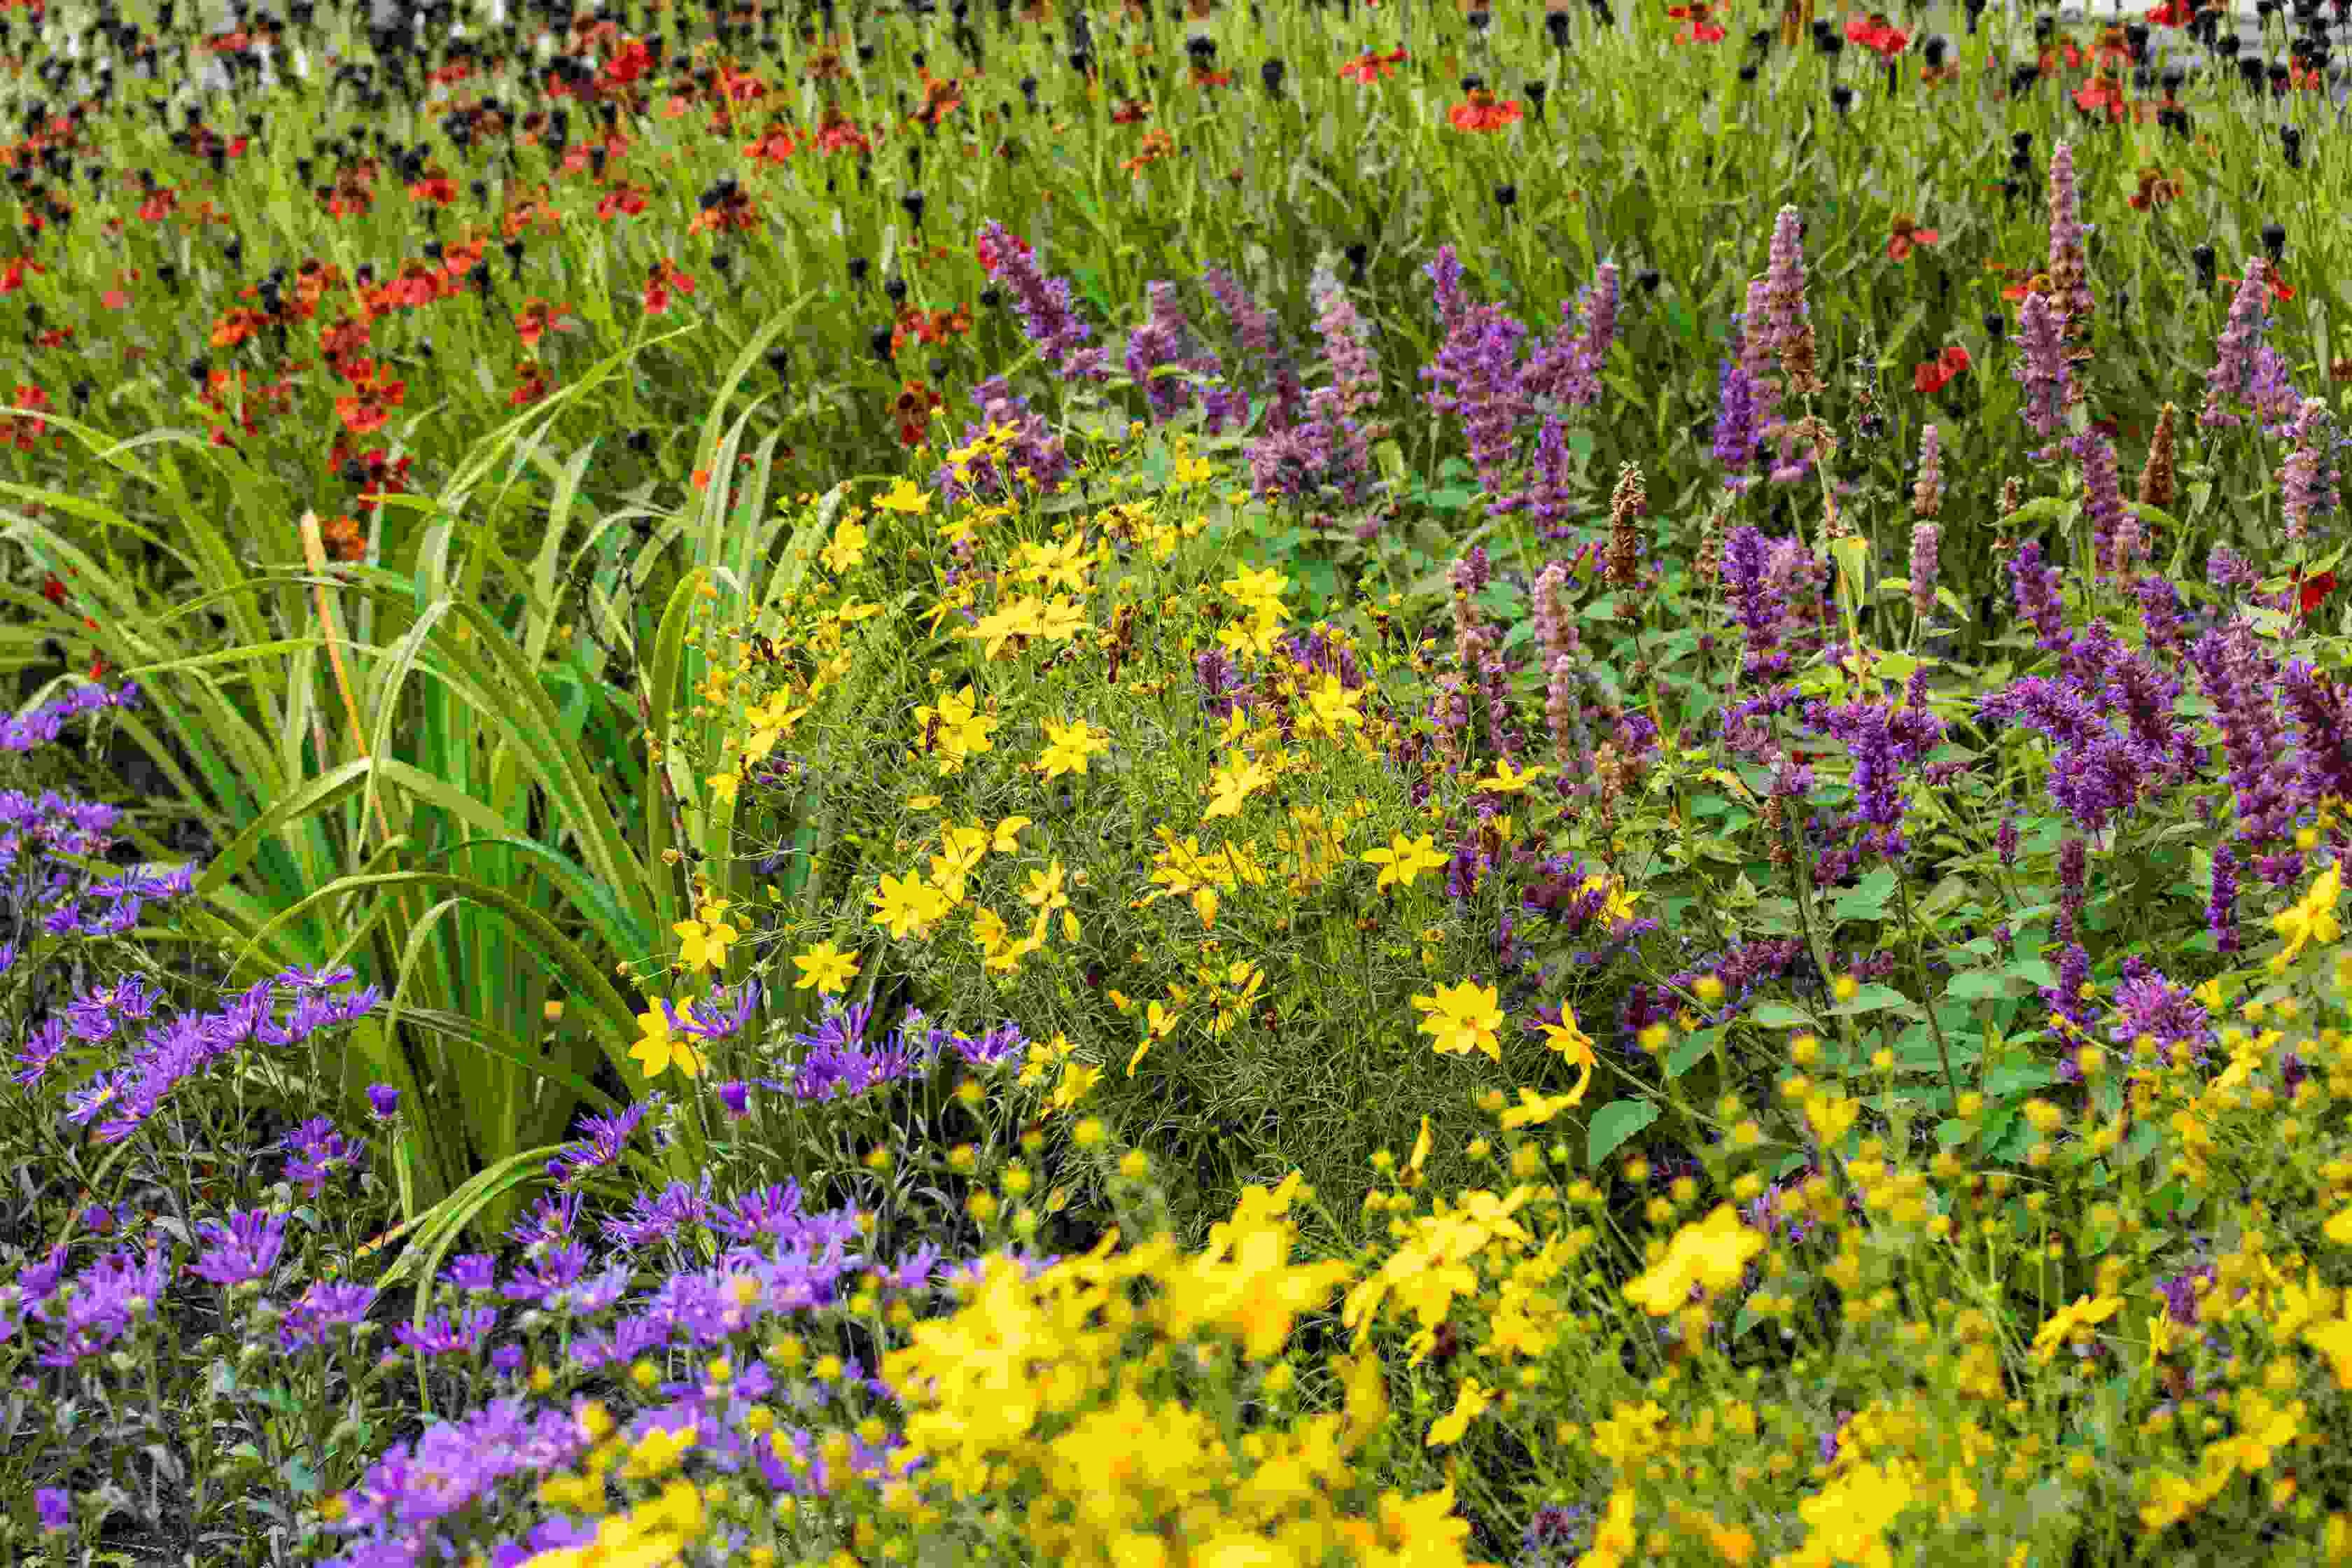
[1670,4,1728,43]
[1913,344,1970,395]
[1447,88,1523,132]
[1885,214,1940,261]
[1844,10,1910,55]
[1338,46,1407,83]
[2218,272,2296,302]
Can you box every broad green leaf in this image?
[1586,1098,1662,1169]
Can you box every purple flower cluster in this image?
[1123,278,1224,425]
[975,219,1109,384]
[930,374,1073,507]
[1,678,141,752]
[2106,957,2213,1067]
[1801,679,1947,873]
[2190,620,2302,882]
[2012,293,2071,438]
[1720,526,1823,682]
[2199,259,2273,430]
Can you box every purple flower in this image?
[2192,620,2300,876]
[391,1305,498,1358]
[2199,260,2272,429]
[282,1117,366,1198]
[1123,279,1223,424]
[976,220,1108,384]
[1204,266,1306,433]
[546,1101,652,1185]
[1711,358,1760,491]
[2279,398,2345,541]
[2106,958,2213,1066]
[191,1207,291,1288]
[2208,843,2241,953]
[1421,300,1533,505]
[365,1083,401,1121]
[36,1488,71,1532]
[2012,293,2071,437]
[279,1281,380,1352]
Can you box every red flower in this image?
[1913,344,1970,395]
[976,230,1035,275]
[643,259,696,316]
[40,573,67,606]
[508,362,553,408]
[1447,88,1523,132]
[1338,47,1407,83]
[1669,4,1727,43]
[407,175,458,206]
[1845,11,1911,56]
[2146,0,2196,23]
[2218,272,2296,303]
[2071,72,2131,122]
[2300,569,2339,617]
[1886,214,1940,262]
[87,656,105,682]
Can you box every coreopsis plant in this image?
[681,428,1651,1260]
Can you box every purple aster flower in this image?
[190,1207,291,1288]
[279,1281,380,1352]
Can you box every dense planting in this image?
[5,0,2352,1564]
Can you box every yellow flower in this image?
[1536,1008,1597,1105]
[1622,1205,1765,1317]
[1424,1378,1493,1448]
[911,685,998,774]
[1497,1086,1581,1129]
[1362,832,1448,892]
[1020,860,1070,911]
[869,873,949,939]
[2305,1312,2352,1390]
[791,942,860,995]
[706,771,741,808]
[1402,1114,1434,1187]
[1471,757,1550,794]
[1127,1000,1180,1078]
[820,519,869,574]
[2273,859,2344,966]
[2030,1292,2125,1363]
[629,1000,707,1081]
[2327,1205,2352,1246]
[1412,979,1505,1062]
[872,477,930,515]
[1203,749,1273,820]
[1036,716,1112,780]
[991,816,1033,853]
[673,918,740,974]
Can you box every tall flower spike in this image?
[1909,523,1941,622]
[1762,208,1823,400]
[976,220,1110,384]
[1606,463,1648,590]
[2199,259,2270,430]
[1912,424,1943,518]
[2044,139,2096,396]
[2012,293,2070,438]
[2279,397,2345,542]
[2136,402,2178,508]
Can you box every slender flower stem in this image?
[1895,867,1964,1107]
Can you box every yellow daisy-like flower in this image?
[1622,1205,1765,1317]
[2030,1292,2125,1364]
[2274,860,2344,967]
[1362,832,1448,892]
[1411,979,1504,1062]
[629,1000,707,1082]
[1424,1377,1493,1449]
[790,941,860,995]
[673,917,740,974]
[872,477,930,515]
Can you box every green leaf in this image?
[1751,1002,1819,1030]
[1831,983,1918,1018]
[1586,1098,1662,1168]
[1829,867,1897,923]
[1666,1031,1716,1079]
[1945,969,2023,1001]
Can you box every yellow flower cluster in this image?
[878,1173,1481,1568]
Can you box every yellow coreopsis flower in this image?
[1471,757,1550,794]
[2274,860,2344,967]
[673,917,740,974]
[1203,749,1273,820]
[1413,980,1505,1062]
[1362,832,1448,892]
[820,519,869,574]
[629,1000,707,1081]
[1537,1009,1597,1105]
[1424,1378,1493,1448]
[1497,1086,1581,1129]
[2030,1292,2125,1364]
[1036,716,1112,780]
[872,477,930,515]
[1622,1205,1765,1317]
[869,872,949,939]
[791,941,860,994]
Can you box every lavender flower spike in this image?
[976,220,1109,384]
